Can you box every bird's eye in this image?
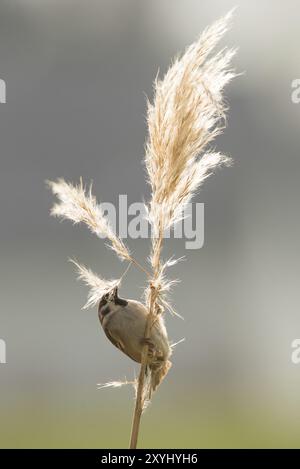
[99,295,109,309]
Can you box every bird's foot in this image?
[140,338,155,358]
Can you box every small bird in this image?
[98,286,172,394]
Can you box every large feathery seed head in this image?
[145,11,236,241]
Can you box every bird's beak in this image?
[111,285,128,307]
[112,286,119,300]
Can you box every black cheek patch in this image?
[114,298,128,307]
[98,298,107,310]
[101,305,111,316]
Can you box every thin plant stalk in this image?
[130,284,160,448]
[129,10,236,448]
[129,232,163,448]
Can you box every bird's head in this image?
[98,286,128,321]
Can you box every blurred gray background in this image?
[1,0,300,448]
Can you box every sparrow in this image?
[98,287,172,393]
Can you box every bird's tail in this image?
[150,360,172,394]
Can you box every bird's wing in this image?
[103,326,139,363]
[103,327,125,353]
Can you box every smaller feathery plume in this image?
[47,178,131,262]
[97,379,136,390]
[70,260,119,309]
[143,256,182,317]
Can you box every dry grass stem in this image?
[130,10,237,448]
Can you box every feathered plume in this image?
[47,178,131,262]
[70,260,119,309]
[144,10,236,310]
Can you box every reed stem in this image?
[129,284,157,448]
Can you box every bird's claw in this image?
[140,338,155,358]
